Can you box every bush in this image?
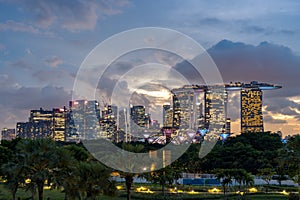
[288,193,299,200]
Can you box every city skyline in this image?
[7,81,282,143]
[1,1,300,136]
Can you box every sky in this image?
[0,0,300,136]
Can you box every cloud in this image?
[10,59,33,70]
[0,20,40,34]
[264,115,288,124]
[0,85,71,110]
[25,48,32,55]
[12,0,129,32]
[45,56,63,67]
[208,40,300,97]
[203,39,300,132]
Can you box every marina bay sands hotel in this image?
[167,81,282,134]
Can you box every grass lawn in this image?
[0,184,293,200]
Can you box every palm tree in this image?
[1,161,25,200]
[257,168,275,193]
[214,169,233,198]
[287,135,300,197]
[76,161,114,200]
[143,164,182,196]
[118,143,145,200]
[16,138,62,200]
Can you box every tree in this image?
[257,168,275,193]
[16,139,66,200]
[76,161,114,200]
[143,163,182,196]
[1,161,25,200]
[287,135,300,196]
[214,169,233,197]
[118,143,145,200]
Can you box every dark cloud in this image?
[0,85,71,110]
[264,97,300,113]
[205,40,300,126]
[208,40,300,97]
[264,115,288,124]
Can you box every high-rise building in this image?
[16,107,67,141]
[69,100,101,140]
[163,104,171,126]
[100,105,117,140]
[52,108,67,141]
[172,85,204,133]
[28,108,53,139]
[226,81,281,134]
[130,105,146,126]
[118,108,130,142]
[16,122,31,139]
[130,105,148,138]
[1,128,16,141]
[241,89,263,133]
[204,86,228,134]
[163,105,174,127]
[225,118,231,134]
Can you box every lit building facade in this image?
[1,128,16,141]
[68,100,101,140]
[130,105,148,138]
[163,104,174,127]
[226,118,231,134]
[52,108,67,141]
[16,107,67,141]
[100,105,117,140]
[172,85,204,133]
[28,108,53,139]
[226,81,281,134]
[241,89,264,133]
[204,86,227,134]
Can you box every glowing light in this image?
[236,191,244,195]
[116,185,123,190]
[280,190,289,195]
[208,188,221,193]
[135,186,154,193]
[111,172,120,176]
[187,190,199,194]
[248,188,258,193]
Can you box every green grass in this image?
[0,184,294,200]
[0,184,65,200]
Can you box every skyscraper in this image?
[69,100,101,140]
[163,104,173,127]
[100,104,117,140]
[52,108,67,141]
[241,89,263,133]
[172,85,204,133]
[204,86,228,134]
[130,105,148,138]
[225,81,281,134]
[226,118,231,134]
[29,108,53,139]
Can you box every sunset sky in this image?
[1,0,300,136]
